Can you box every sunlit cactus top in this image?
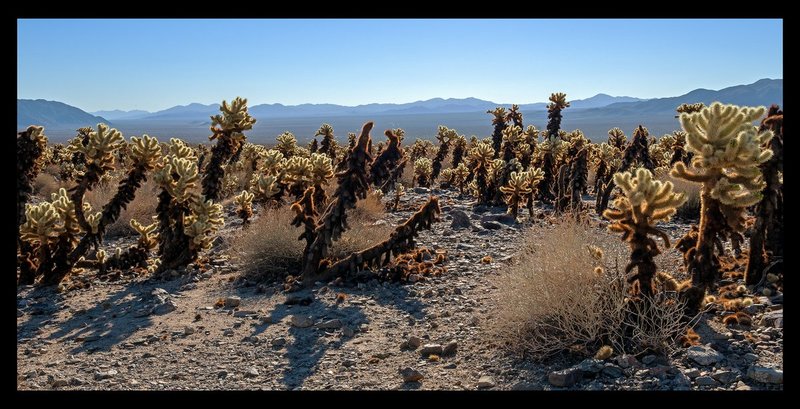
[547,92,570,111]
[260,149,285,174]
[276,132,298,156]
[68,123,125,168]
[487,107,507,125]
[469,142,495,167]
[167,138,197,161]
[436,125,458,143]
[675,102,706,115]
[315,123,335,138]
[154,156,200,203]
[523,125,539,144]
[605,168,686,227]
[309,153,335,185]
[129,135,162,169]
[607,127,627,149]
[672,102,774,207]
[184,198,224,251]
[210,97,256,133]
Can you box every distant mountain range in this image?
[18,78,782,142]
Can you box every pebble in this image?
[245,367,259,377]
[400,367,423,383]
[271,337,287,347]
[684,368,702,378]
[94,369,118,380]
[477,376,495,389]
[184,326,195,335]
[442,341,458,356]
[695,376,718,386]
[616,355,638,369]
[601,365,624,378]
[641,355,657,366]
[420,344,443,357]
[687,345,724,366]
[224,297,241,308]
[341,326,355,337]
[233,310,257,318]
[153,300,178,315]
[51,379,69,388]
[317,319,343,329]
[290,315,314,328]
[548,368,582,387]
[747,366,783,384]
[712,370,737,384]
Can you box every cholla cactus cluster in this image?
[487,107,508,158]
[203,97,255,201]
[670,102,773,309]
[369,129,407,192]
[431,125,458,181]
[604,168,686,298]
[234,190,255,226]
[414,157,434,188]
[467,141,496,205]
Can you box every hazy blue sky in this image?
[18,19,782,112]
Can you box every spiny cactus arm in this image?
[291,187,318,254]
[301,122,374,281]
[203,98,252,201]
[318,196,441,280]
[670,162,711,183]
[210,97,256,134]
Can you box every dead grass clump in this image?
[32,172,61,198]
[83,176,160,238]
[491,219,689,359]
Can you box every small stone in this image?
[284,294,313,306]
[153,300,178,315]
[317,319,343,329]
[734,381,751,391]
[223,329,234,337]
[217,370,228,378]
[695,376,718,386]
[548,368,582,387]
[400,367,423,383]
[747,366,783,384]
[712,370,737,384]
[743,353,758,363]
[420,344,443,357]
[403,336,422,349]
[673,372,691,387]
[94,369,117,380]
[641,355,658,365]
[687,345,724,366]
[442,341,458,356]
[450,210,474,230]
[342,326,355,337]
[601,365,624,378]
[481,221,503,230]
[577,359,604,374]
[224,297,241,308]
[151,288,168,296]
[477,376,495,389]
[342,359,356,368]
[233,310,258,318]
[271,337,287,347]
[184,326,195,335]
[245,367,259,377]
[51,379,69,388]
[684,368,702,379]
[759,310,783,328]
[290,315,314,328]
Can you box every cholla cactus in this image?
[431,125,458,181]
[608,127,627,151]
[746,105,783,285]
[310,153,335,206]
[316,123,337,164]
[204,97,255,201]
[102,219,158,273]
[468,142,496,205]
[393,182,405,211]
[370,129,407,192]
[675,102,705,117]
[597,125,656,214]
[519,125,539,168]
[251,174,281,203]
[500,172,532,218]
[414,157,434,188]
[487,107,508,158]
[17,125,48,283]
[275,131,297,158]
[409,139,433,162]
[671,102,773,307]
[505,104,524,128]
[184,198,224,253]
[669,131,691,166]
[439,168,456,188]
[522,167,545,217]
[603,168,686,298]
[450,134,468,169]
[283,156,313,198]
[500,125,523,162]
[452,163,470,196]
[234,190,255,226]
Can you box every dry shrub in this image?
[491,219,689,359]
[32,172,62,198]
[232,200,393,278]
[349,189,386,223]
[83,175,160,238]
[660,171,700,220]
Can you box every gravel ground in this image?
[17,188,783,390]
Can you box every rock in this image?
[601,365,624,378]
[576,359,604,374]
[616,354,638,369]
[712,370,737,384]
[217,370,228,379]
[284,294,313,306]
[481,221,503,230]
[184,326,195,335]
[317,319,343,329]
[477,376,495,389]
[641,355,658,366]
[759,310,783,328]
[420,344,443,357]
[342,326,355,337]
[450,210,474,230]
[224,297,241,308]
[51,379,69,388]
[481,213,516,225]
[402,336,422,349]
[342,359,356,367]
[673,372,691,387]
[413,187,429,194]
[400,367,423,383]
[223,329,234,337]
[442,341,458,356]
[744,304,766,315]
[233,310,258,318]
[734,381,751,391]
[747,366,783,384]
[151,288,168,296]
[695,376,718,386]
[271,337,287,347]
[684,368,702,379]
[743,353,758,363]
[548,368,582,387]
[290,315,314,328]
[687,345,724,366]
[94,369,117,380]
[456,243,476,250]
[245,367,259,377]
[153,300,178,315]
